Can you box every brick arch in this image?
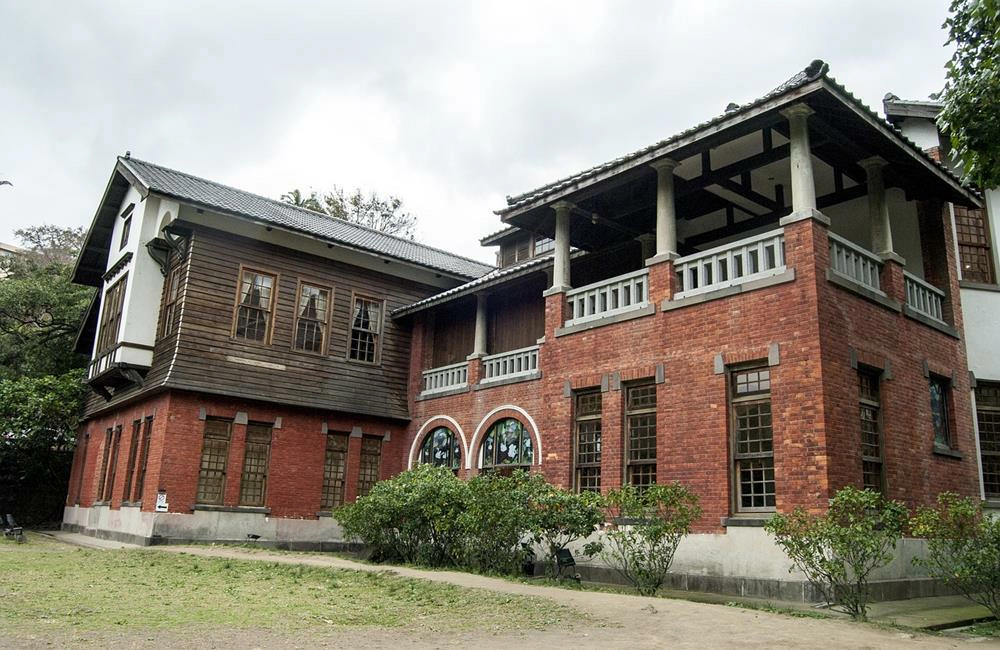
[407,415,469,470]
[468,405,542,470]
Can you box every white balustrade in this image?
[565,269,649,327]
[674,229,786,299]
[828,232,883,293]
[421,362,468,395]
[904,271,947,323]
[481,345,540,383]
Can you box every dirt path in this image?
[130,544,991,649]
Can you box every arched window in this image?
[418,426,462,470]
[481,418,533,470]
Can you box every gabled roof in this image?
[74,157,495,286]
[498,60,978,217]
[883,94,943,121]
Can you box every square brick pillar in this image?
[879,254,907,305]
[646,258,679,305]
[543,289,569,339]
[467,353,484,385]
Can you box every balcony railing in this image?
[422,361,468,395]
[482,345,540,383]
[88,342,154,380]
[829,232,882,294]
[674,229,786,299]
[565,269,649,327]
[904,271,946,323]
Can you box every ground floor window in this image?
[929,375,954,449]
[357,436,382,497]
[480,418,533,472]
[321,432,349,509]
[731,366,774,512]
[625,384,656,491]
[121,419,142,501]
[419,426,462,470]
[101,425,122,502]
[196,419,232,505]
[978,382,1000,498]
[574,392,601,493]
[132,417,153,502]
[858,368,884,492]
[239,423,272,506]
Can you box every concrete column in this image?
[548,200,573,293]
[860,156,896,257]
[472,293,487,357]
[636,234,656,261]
[649,159,681,262]
[780,104,817,214]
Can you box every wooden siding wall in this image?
[431,298,476,367]
[487,274,546,353]
[163,226,439,420]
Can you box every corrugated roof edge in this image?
[497,60,977,215]
[119,156,495,279]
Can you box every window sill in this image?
[932,444,963,460]
[721,516,772,528]
[316,511,338,518]
[190,504,271,514]
[983,499,1000,509]
[92,501,110,507]
[960,280,1000,292]
[120,501,142,508]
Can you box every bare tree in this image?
[280,187,416,239]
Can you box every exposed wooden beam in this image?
[678,143,791,197]
[714,177,781,212]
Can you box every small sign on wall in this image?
[155,491,169,513]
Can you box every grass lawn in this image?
[0,534,583,636]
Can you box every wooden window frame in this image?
[95,428,113,503]
[121,419,142,502]
[95,274,128,356]
[858,366,885,493]
[196,418,232,505]
[976,381,1000,499]
[418,426,462,471]
[574,391,602,494]
[357,435,383,498]
[321,432,350,510]
[292,279,334,355]
[119,203,134,251]
[624,383,657,491]
[954,206,996,284]
[347,292,385,365]
[480,418,534,471]
[231,265,279,345]
[929,374,955,450]
[132,416,154,503]
[239,422,272,507]
[729,365,775,514]
[74,432,90,505]
[102,425,122,503]
[159,261,185,339]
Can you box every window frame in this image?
[929,374,955,451]
[977,381,1000,499]
[480,417,534,472]
[238,422,273,507]
[418,426,462,471]
[159,261,185,339]
[574,390,602,494]
[121,419,142,502]
[624,382,657,492]
[96,428,113,503]
[729,364,775,514]
[321,432,350,510]
[347,292,385,365]
[858,366,885,493]
[292,279,334,355]
[102,425,122,503]
[954,205,996,285]
[95,273,128,356]
[118,203,134,251]
[132,416,154,503]
[231,265,279,345]
[196,418,233,505]
[357,435,383,498]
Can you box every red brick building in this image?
[65,61,984,599]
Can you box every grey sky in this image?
[0,1,953,263]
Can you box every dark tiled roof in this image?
[500,60,974,214]
[392,254,554,317]
[120,157,494,280]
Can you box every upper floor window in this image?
[500,236,532,268]
[929,375,954,449]
[233,268,276,343]
[160,263,184,338]
[955,206,995,284]
[95,274,128,355]
[119,203,134,251]
[534,236,555,255]
[349,295,382,363]
[481,418,533,472]
[419,426,462,471]
[731,366,774,512]
[976,382,1000,498]
[294,282,331,354]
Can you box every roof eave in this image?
[71,160,140,287]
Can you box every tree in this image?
[939,0,1000,187]
[280,187,416,238]
[764,487,908,621]
[14,224,86,266]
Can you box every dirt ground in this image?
[5,541,998,649]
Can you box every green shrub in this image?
[458,470,547,575]
[336,464,468,566]
[911,492,1000,618]
[530,487,604,576]
[600,482,701,596]
[764,486,907,621]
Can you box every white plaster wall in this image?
[888,189,925,278]
[896,119,941,152]
[963,287,1000,380]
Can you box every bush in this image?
[911,492,1000,618]
[336,464,468,566]
[764,486,907,621]
[530,487,604,576]
[600,482,701,596]
[458,470,546,575]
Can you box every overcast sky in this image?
[0,1,954,263]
